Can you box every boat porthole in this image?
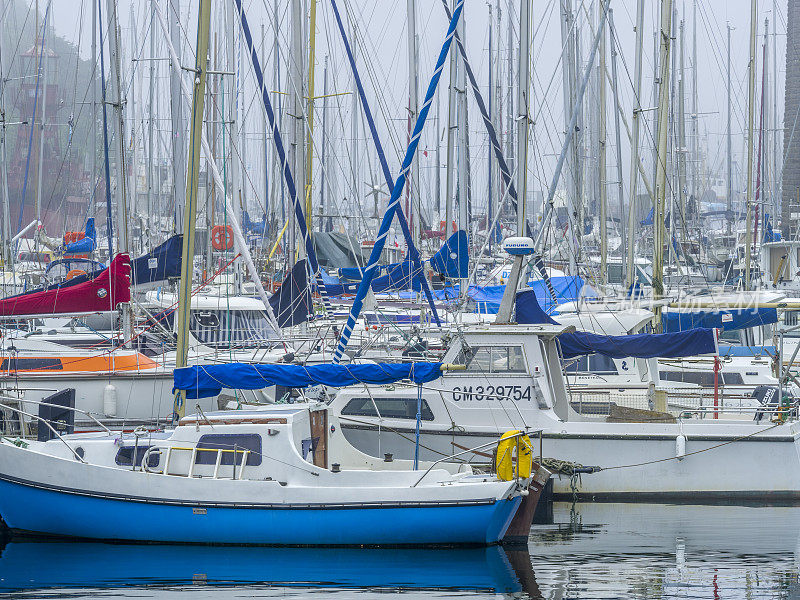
[75,447,85,460]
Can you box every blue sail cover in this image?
[63,218,97,255]
[430,230,468,278]
[515,289,559,325]
[662,308,778,333]
[371,261,424,293]
[131,234,182,286]
[558,328,717,359]
[268,259,313,327]
[174,361,444,399]
[338,266,381,281]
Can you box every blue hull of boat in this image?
[0,479,520,546]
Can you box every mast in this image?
[92,0,98,223]
[174,0,211,422]
[408,0,420,246]
[320,55,329,232]
[598,11,607,283]
[560,0,577,274]
[772,0,779,229]
[652,0,673,319]
[348,19,358,243]
[678,17,687,249]
[727,23,732,236]
[744,0,757,289]
[35,8,49,232]
[456,3,468,238]
[608,10,625,279]
[147,0,156,250]
[691,0,699,229]
[444,0,457,239]
[488,2,494,254]
[169,0,186,234]
[0,0,10,264]
[304,0,316,231]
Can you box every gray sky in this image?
[40,0,786,223]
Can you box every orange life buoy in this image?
[211,225,234,251]
[66,269,87,280]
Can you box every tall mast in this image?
[678,17,687,249]
[598,10,607,282]
[444,0,457,239]
[0,0,11,263]
[772,0,779,228]
[304,0,317,231]
[92,0,98,223]
[560,0,577,274]
[744,0,757,290]
[727,23,732,236]
[169,0,186,234]
[408,0,420,246]
[624,0,644,288]
[147,0,156,250]
[456,3,468,238]
[35,6,49,231]
[608,10,625,278]
[515,0,530,238]
[174,0,211,422]
[652,0,673,318]
[348,19,358,243]
[129,3,139,250]
[487,2,494,254]
[320,55,329,232]
[691,0,699,227]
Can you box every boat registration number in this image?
[451,385,532,402]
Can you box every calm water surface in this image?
[1,502,798,599]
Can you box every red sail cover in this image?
[0,254,131,317]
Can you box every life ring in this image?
[494,430,533,481]
[63,231,86,245]
[66,269,87,281]
[211,225,234,251]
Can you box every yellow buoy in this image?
[495,430,533,481]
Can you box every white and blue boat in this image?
[0,362,535,546]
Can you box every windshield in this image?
[190,309,279,348]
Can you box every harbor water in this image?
[1,502,798,599]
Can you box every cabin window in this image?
[0,358,63,371]
[192,311,220,328]
[659,371,744,386]
[564,354,617,375]
[115,445,159,468]
[195,433,262,466]
[455,345,526,373]
[341,397,434,421]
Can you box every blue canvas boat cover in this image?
[63,218,97,255]
[557,328,717,359]
[242,210,268,236]
[131,234,182,286]
[338,266,377,281]
[371,261,423,293]
[268,259,313,327]
[662,307,777,332]
[515,289,559,325]
[174,361,443,399]
[430,230,468,278]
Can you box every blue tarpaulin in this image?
[557,328,717,359]
[173,361,444,399]
[63,218,97,255]
[243,210,268,236]
[430,230,468,278]
[371,261,424,293]
[131,234,182,286]
[662,308,778,332]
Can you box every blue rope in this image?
[333,0,464,363]
[329,0,441,328]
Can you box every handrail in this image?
[0,396,112,434]
[141,444,249,479]
[411,429,537,487]
[0,401,86,463]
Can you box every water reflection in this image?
[1,503,798,599]
[0,541,540,597]
[529,503,800,599]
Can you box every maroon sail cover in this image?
[0,253,131,317]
